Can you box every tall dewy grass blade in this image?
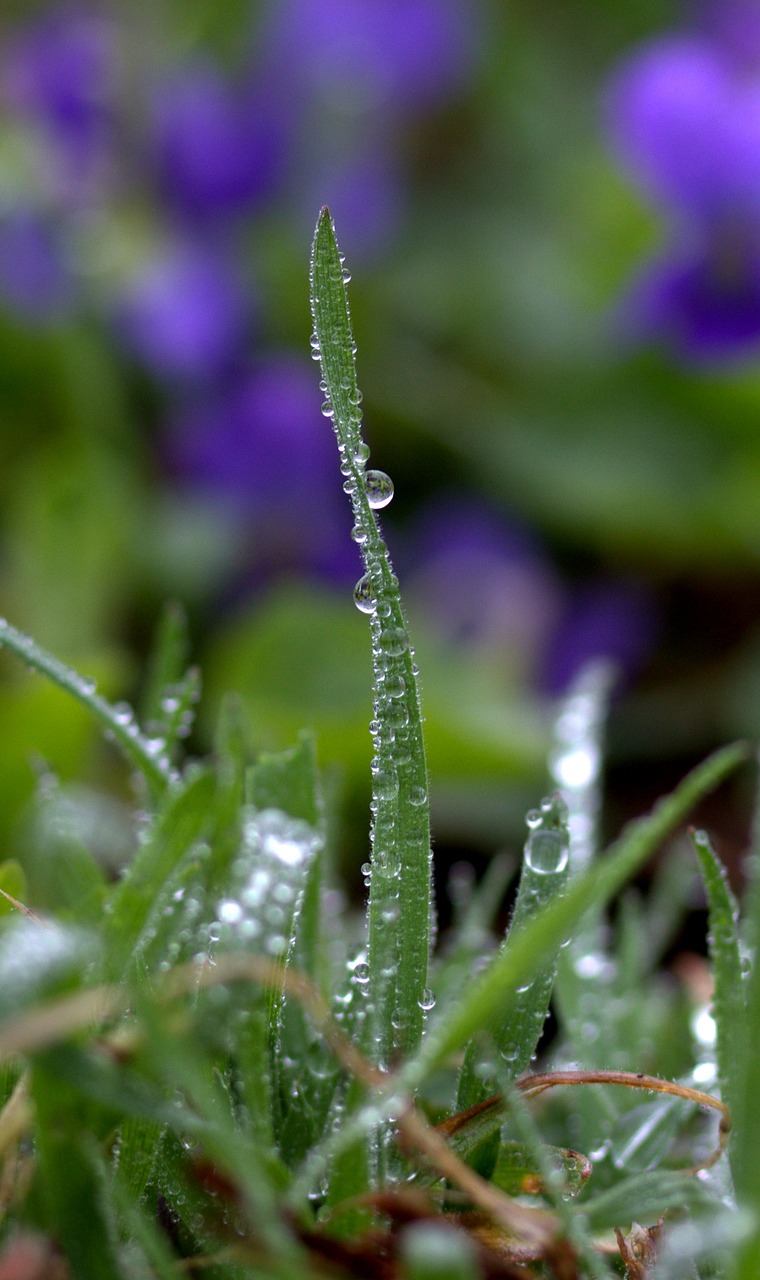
[691,830,745,1131]
[0,617,174,798]
[552,664,615,1076]
[310,207,431,1067]
[549,659,614,874]
[247,734,333,1166]
[399,744,746,1093]
[457,792,570,1111]
[728,755,760,1280]
[139,600,190,727]
[102,768,216,980]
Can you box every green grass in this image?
[0,209,755,1278]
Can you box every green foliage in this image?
[0,211,755,1279]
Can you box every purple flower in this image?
[697,0,760,69]
[1,9,115,201]
[0,210,72,321]
[116,243,250,380]
[607,36,760,223]
[165,356,358,582]
[261,0,476,113]
[151,62,285,220]
[404,498,561,664]
[621,233,760,360]
[606,19,760,360]
[540,579,658,696]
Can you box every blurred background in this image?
[1,0,758,888]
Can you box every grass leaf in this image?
[0,616,174,798]
[691,829,745,1128]
[310,207,431,1067]
[401,743,747,1091]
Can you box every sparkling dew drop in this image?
[523,792,570,875]
[353,573,376,614]
[365,470,394,510]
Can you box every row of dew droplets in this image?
[212,808,321,961]
[549,663,619,1068]
[496,793,570,1073]
[309,207,432,1078]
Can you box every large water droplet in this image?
[365,470,394,509]
[379,627,408,656]
[353,574,376,614]
[525,830,569,875]
[522,792,569,875]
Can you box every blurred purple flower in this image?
[697,0,760,68]
[151,62,285,221]
[1,9,115,201]
[621,235,760,359]
[261,0,476,113]
[606,10,760,360]
[0,210,72,321]
[165,356,358,582]
[404,498,561,663]
[116,243,250,380]
[540,579,658,696]
[607,36,760,223]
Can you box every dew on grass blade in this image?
[213,807,321,957]
[365,470,394,509]
[523,792,570,876]
[353,574,376,614]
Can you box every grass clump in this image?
[0,209,755,1279]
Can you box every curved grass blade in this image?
[691,829,745,1128]
[0,617,173,797]
[457,792,570,1111]
[400,744,747,1091]
[310,208,431,1067]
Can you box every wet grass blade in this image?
[457,792,570,1110]
[0,616,173,798]
[310,207,431,1067]
[691,829,745,1126]
[102,768,217,979]
[400,744,747,1091]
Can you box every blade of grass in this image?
[457,792,571,1111]
[102,767,217,980]
[691,830,745,1129]
[139,600,190,727]
[310,207,431,1067]
[0,617,173,797]
[729,752,760,1280]
[400,744,747,1092]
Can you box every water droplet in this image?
[353,442,370,467]
[384,674,405,699]
[552,745,599,790]
[353,962,370,985]
[365,470,394,509]
[218,900,244,925]
[524,830,569,876]
[418,988,436,1011]
[379,627,408,656]
[353,574,376,614]
[372,767,398,800]
[525,809,542,830]
[321,401,334,419]
[409,786,427,807]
